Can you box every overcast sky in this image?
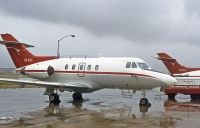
[0,0,200,73]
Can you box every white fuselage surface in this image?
[20,57,177,93]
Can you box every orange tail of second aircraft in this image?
[0,33,57,68]
[157,52,200,75]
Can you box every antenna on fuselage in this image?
[98,53,103,58]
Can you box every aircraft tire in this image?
[49,93,60,104]
[72,92,83,101]
[168,94,176,101]
[139,98,149,106]
[190,94,196,101]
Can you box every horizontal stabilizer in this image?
[0,33,56,68]
[156,56,176,62]
[156,52,200,75]
[0,41,34,48]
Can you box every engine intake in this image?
[20,64,55,79]
[47,66,54,76]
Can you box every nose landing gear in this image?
[139,91,151,106]
[139,98,150,106]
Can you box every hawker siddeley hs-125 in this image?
[0,34,176,106]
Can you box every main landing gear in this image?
[72,92,83,101]
[139,91,151,106]
[49,93,60,104]
[49,92,83,104]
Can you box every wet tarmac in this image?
[0,88,200,128]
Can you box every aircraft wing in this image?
[0,78,91,90]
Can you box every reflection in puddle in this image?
[45,100,178,123]
[44,101,152,119]
[0,117,14,124]
[140,105,151,118]
[72,101,83,109]
[164,100,200,112]
[44,101,86,121]
[1,88,200,128]
[41,99,200,128]
[163,100,200,128]
[45,103,64,116]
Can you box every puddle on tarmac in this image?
[0,88,200,128]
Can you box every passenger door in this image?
[77,62,86,77]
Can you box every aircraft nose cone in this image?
[160,74,177,86]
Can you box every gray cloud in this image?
[1,0,200,71]
[183,0,200,16]
[1,0,200,44]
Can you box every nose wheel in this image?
[139,98,150,106]
[139,91,151,106]
[49,93,60,104]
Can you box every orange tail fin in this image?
[157,52,199,75]
[0,33,57,68]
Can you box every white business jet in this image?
[0,34,177,106]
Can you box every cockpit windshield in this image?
[137,62,150,70]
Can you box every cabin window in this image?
[65,64,68,70]
[95,65,99,70]
[137,62,149,69]
[80,65,84,70]
[87,65,91,70]
[126,62,131,68]
[131,62,137,68]
[72,64,76,70]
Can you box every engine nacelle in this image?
[20,64,54,79]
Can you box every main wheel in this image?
[190,94,196,101]
[168,94,176,101]
[139,98,149,106]
[49,93,60,104]
[72,92,83,101]
[190,94,200,101]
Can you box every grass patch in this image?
[0,81,35,89]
